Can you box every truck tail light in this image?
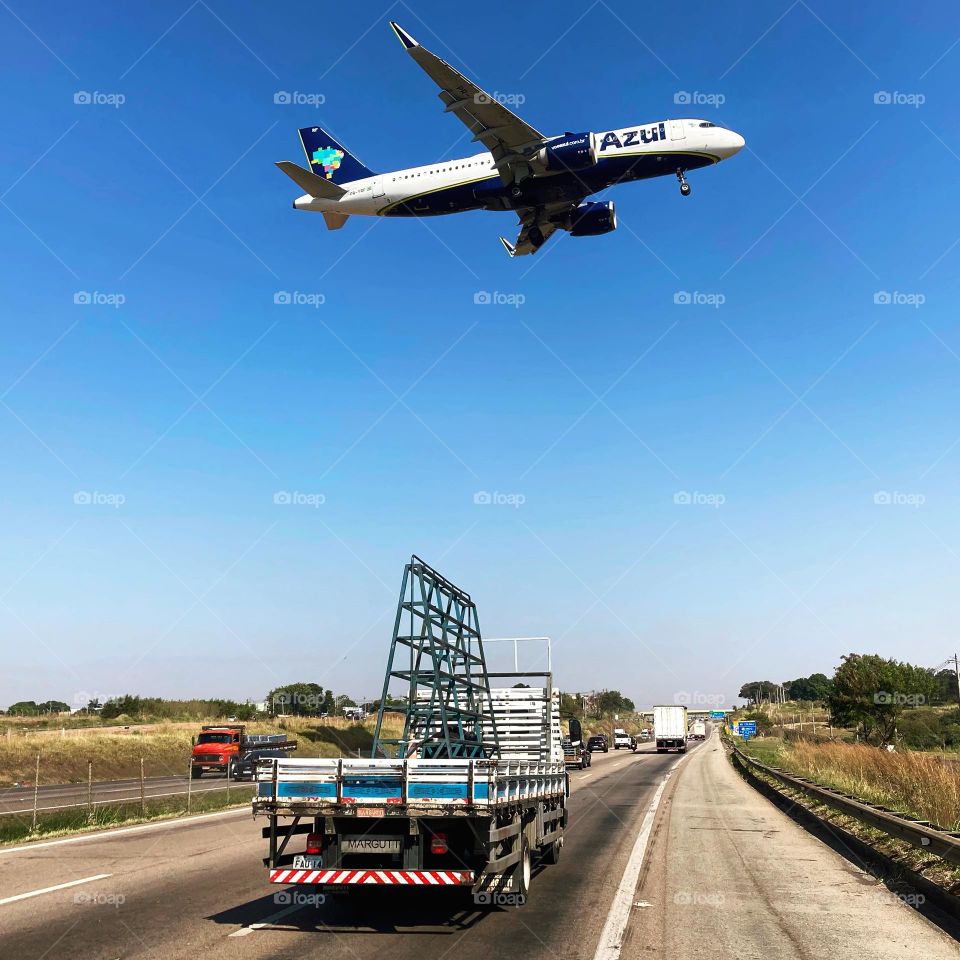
[430,833,448,855]
[305,833,323,855]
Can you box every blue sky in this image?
[1,1,958,710]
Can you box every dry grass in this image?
[0,716,406,784]
[772,739,960,831]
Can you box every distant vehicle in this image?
[688,720,706,740]
[191,724,296,778]
[563,718,592,769]
[612,727,635,751]
[653,706,687,753]
[343,707,366,721]
[233,748,291,781]
[587,734,609,753]
[639,729,651,740]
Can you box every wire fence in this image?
[1,755,255,840]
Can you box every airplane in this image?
[275,21,745,257]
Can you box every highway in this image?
[1,736,957,959]
[0,773,252,816]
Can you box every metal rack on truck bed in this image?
[253,556,569,903]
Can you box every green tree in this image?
[7,700,40,716]
[930,668,959,706]
[738,681,780,704]
[266,683,325,716]
[828,654,938,745]
[595,690,635,716]
[786,673,833,702]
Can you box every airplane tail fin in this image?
[298,126,376,185]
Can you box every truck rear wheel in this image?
[541,836,562,865]
[512,836,531,902]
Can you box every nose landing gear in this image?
[677,168,691,197]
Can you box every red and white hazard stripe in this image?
[269,868,473,886]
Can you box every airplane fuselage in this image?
[293,118,744,219]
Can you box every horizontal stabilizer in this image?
[275,161,346,199]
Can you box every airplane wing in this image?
[389,22,545,183]
[500,201,581,257]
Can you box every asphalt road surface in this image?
[0,773,253,815]
[1,736,956,960]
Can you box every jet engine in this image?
[537,133,597,172]
[567,200,617,237]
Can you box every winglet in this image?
[389,22,418,50]
[499,236,517,258]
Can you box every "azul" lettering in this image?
[598,123,666,151]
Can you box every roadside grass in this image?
[0,715,407,784]
[0,783,255,845]
[739,735,960,832]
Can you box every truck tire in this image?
[191,768,202,779]
[541,836,562,865]
[511,836,531,903]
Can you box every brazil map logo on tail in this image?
[311,146,345,179]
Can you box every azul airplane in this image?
[276,22,745,257]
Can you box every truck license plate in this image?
[292,855,324,868]
[342,837,402,854]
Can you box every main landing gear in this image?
[677,168,691,197]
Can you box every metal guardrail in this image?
[731,744,960,867]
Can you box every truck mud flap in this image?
[269,868,474,886]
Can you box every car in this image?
[232,748,291,781]
[587,734,609,753]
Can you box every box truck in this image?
[653,705,687,753]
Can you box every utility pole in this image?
[951,654,960,706]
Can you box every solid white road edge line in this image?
[0,873,113,906]
[592,753,689,960]
[0,807,249,856]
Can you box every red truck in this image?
[191,725,294,778]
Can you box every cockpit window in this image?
[699,121,717,128]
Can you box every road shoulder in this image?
[623,732,960,960]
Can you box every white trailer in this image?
[689,720,706,740]
[653,705,688,753]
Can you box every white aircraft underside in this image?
[276,22,745,256]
